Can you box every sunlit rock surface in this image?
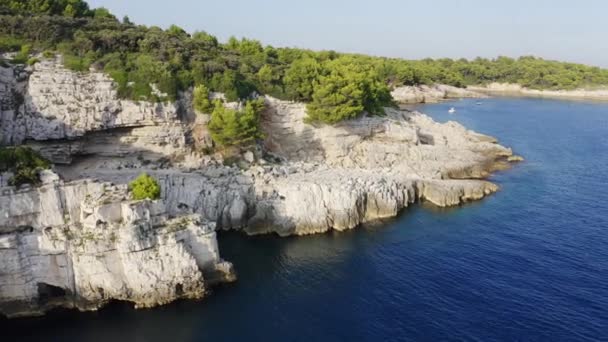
[0,58,520,317]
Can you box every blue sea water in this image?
[3,97,608,341]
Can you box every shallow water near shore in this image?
[3,97,608,341]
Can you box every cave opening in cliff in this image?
[37,283,67,304]
[175,284,184,296]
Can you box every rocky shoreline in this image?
[390,84,487,103]
[0,58,521,318]
[468,83,608,101]
[389,82,608,103]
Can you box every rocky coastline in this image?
[0,57,521,318]
[468,83,608,101]
[390,84,487,104]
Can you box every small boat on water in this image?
[476,102,483,105]
[448,107,456,114]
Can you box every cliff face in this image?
[0,59,231,318]
[0,172,234,318]
[0,57,520,317]
[247,97,509,235]
[0,58,192,164]
[66,96,513,237]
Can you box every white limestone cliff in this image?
[0,174,234,318]
[0,58,193,163]
[0,57,521,317]
[62,97,516,237]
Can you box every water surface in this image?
[3,97,608,341]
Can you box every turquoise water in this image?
[3,97,608,341]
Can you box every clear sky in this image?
[88,0,608,67]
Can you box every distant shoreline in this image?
[468,83,608,101]
[391,83,608,105]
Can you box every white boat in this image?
[448,107,456,114]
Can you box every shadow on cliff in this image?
[17,92,189,181]
[11,73,187,166]
[260,112,385,164]
[259,103,326,163]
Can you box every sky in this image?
[88,0,608,67]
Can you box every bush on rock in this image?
[129,173,161,200]
[0,146,50,187]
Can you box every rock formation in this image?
[468,83,608,101]
[0,172,234,318]
[0,57,521,317]
[0,58,193,164]
[391,84,486,104]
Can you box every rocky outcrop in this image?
[468,83,608,101]
[391,84,486,104]
[0,58,192,163]
[241,97,514,235]
[63,96,517,237]
[0,173,234,318]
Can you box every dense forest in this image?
[1,0,608,127]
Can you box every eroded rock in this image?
[391,84,486,104]
[0,178,233,318]
[0,60,521,318]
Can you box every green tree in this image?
[129,173,161,200]
[306,57,392,124]
[209,69,254,101]
[256,65,272,90]
[192,31,218,47]
[167,24,187,37]
[93,7,115,20]
[284,57,320,101]
[193,84,213,113]
[208,99,265,147]
[62,4,75,17]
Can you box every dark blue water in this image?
[4,98,608,341]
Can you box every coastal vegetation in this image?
[0,0,94,17]
[306,56,394,124]
[0,146,50,186]
[1,0,608,126]
[192,84,213,113]
[208,98,265,147]
[129,173,161,200]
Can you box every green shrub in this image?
[27,57,40,66]
[0,35,23,52]
[42,50,55,59]
[129,173,161,200]
[10,44,31,64]
[0,146,50,187]
[193,84,213,113]
[62,54,91,72]
[208,98,265,147]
